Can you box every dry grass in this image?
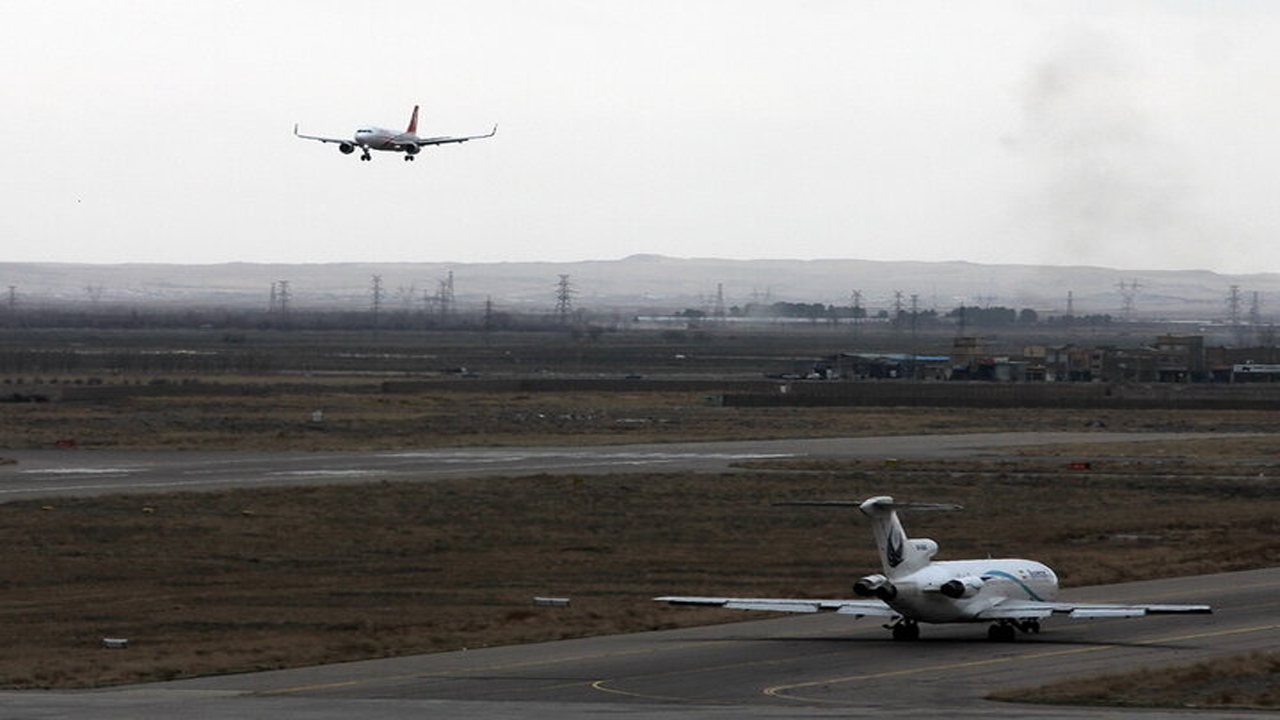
[6,386,1280,450]
[0,462,1276,689]
[992,651,1280,709]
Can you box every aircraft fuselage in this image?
[354,127,411,152]
[885,559,1058,623]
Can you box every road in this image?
[0,431,1240,502]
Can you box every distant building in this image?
[1154,335,1206,382]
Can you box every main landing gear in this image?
[987,619,1040,642]
[403,154,415,161]
[888,618,1042,641]
[360,152,372,162]
[888,619,920,641]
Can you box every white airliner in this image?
[294,106,496,162]
[656,496,1210,641]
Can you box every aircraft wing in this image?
[412,125,498,147]
[655,596,899,618]
[293,125,351,144]
[978,598,1211,620]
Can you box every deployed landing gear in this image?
[987,623,1015,642]
[403,154,415,162]
[889,619,920,641]
[360,151,372,161]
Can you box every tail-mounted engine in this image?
[853,574,897,601]
[939,575,986,599]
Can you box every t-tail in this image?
[406,105,420,135]
[858,496,958,578]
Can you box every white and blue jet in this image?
[294,105,496,162]
[657,495,1211,641]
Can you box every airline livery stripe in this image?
[983,569,1046,601]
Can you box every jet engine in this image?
[853,574,896,601]
[939,576,985,599]
[404,144,421,156]
[338,143,355,155]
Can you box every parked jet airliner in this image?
[656,496,1211,641]
[294,106,496,162]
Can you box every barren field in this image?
[5,384,1280,451]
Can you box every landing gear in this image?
[360,151,372,162]
[987,622,1018,642]
[403,154,415,162]
[889,619,920,641]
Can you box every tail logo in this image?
[886,528,905,568]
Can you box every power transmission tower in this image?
[713,283,726,321]
[436,270,455,320]
[268,280,291,315]
[554,274,574,324]
[396,283,418,310]
[1117,279,1140,320]
[1249,291,1262,347]
[1227,285,1244,346]
[370,274,384,328]
[850,289,863,337]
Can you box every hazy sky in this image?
[4,1,1278,272]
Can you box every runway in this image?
[3,568,1276,719]
[0,430,1242,502]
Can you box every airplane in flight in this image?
[656,495,1211,641]
[294,106,496,162]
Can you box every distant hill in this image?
[0,256,1275,320]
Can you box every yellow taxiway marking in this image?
[763,623,1280,704]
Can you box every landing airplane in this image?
[294,106,496,162]
[656,496,1210,641]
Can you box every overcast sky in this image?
[3,1,1278,272]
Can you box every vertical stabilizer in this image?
[858,496,957,577]
[406,105,420,135]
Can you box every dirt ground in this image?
[5,383,1280,451]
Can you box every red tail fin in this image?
[406,105,419,134]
